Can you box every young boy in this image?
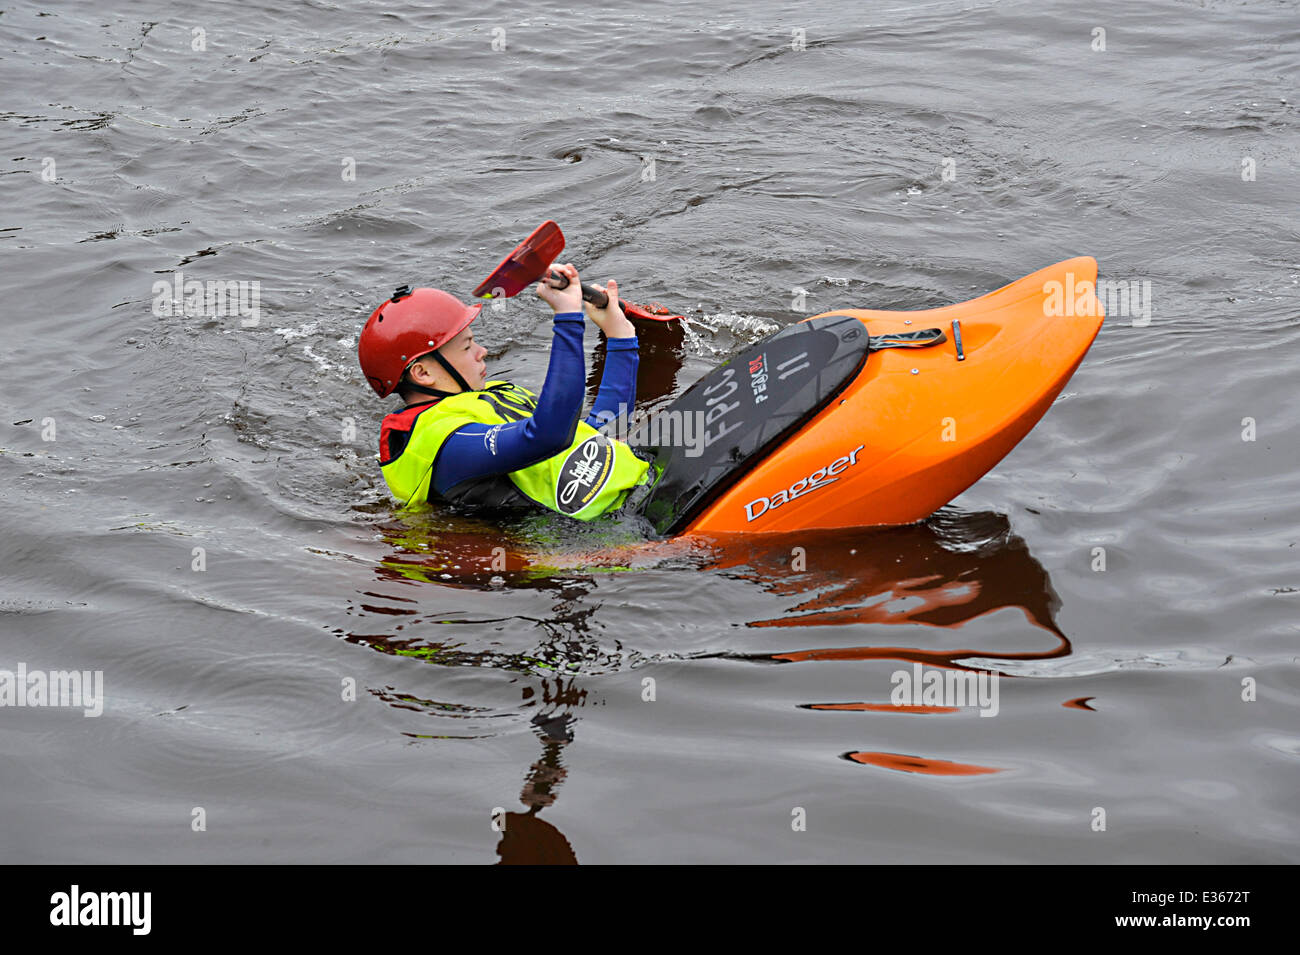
[358,263,657,519]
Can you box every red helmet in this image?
[358,285,482,397]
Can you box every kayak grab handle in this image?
[952,320,965,361]
[869,327,947,350]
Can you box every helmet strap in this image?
[400,348,475,404]
[430,349,475,393]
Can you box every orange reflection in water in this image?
[699,511,1066,638]
[771,633,1069,669]
[846,751,1003,775]
[807,702,957,714]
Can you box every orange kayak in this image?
[633,257,1104,535]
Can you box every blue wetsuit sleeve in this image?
[431,313,586,495]
[584,335,639,430]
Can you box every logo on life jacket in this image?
[556,435,615,515]
[744,444,866,522]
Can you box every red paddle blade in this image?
[622,299,686,322]
[472,220,566,299]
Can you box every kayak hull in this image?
[680,257,1104,535]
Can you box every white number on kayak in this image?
[775,351,810,381]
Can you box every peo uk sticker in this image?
[556,435,614,515]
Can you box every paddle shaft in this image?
[540,269,684,322]
[544,268,617,310]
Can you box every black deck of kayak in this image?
[629,315,872,535]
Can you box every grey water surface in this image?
[1,0,1297,863]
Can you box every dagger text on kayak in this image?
[744,445,866,523]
